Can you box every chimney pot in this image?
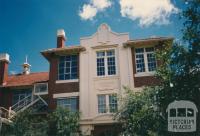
[57,29,65,37]
[0,53,10,63]
[57,29,66,48]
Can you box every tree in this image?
[116,1,200,135]
[182,0,200,52]
[1,109,48,136]
[48,107,80,136]
[116,87,166,136]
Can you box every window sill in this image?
[94,75,119,80]
[56,79,79,84]
[97,112,116,116]
[134,72,155,77]
[34,92,48,95]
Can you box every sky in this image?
[0,0,186,74]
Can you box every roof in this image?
[41,46,86,61]
[124,37,174,47]
[1,72,49,88]
[166,100,198,112]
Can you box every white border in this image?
[55,79,79,84]
[53,92,79,98]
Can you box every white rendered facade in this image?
[79,24,134,135]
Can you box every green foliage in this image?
[1,108,80,136]
[117,1,200,135]
[116,87,166,136]
[117,44,200,136]
[1,110,48,136]
[182,0,200,52]
[48,107,80,136]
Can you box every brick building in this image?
[0,23,173,135]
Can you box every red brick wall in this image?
[0,89,2,106]
[92,124,122,136]
[48,55,79,110]
[57,36,65,48]
[131,46,161,88]
[134,76,160,87]
[0,61,8,85]
[0,89,12,108]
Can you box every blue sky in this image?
[0,0,186,74]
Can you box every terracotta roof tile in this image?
[41,46,86,61]
[124,37,174,47]
[2,72,49,88]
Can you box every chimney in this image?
[0,53,10,86]
[57,29,66,48]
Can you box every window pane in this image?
[60,56,65,62]
[97,58,105,76]
[135,53,145,72]
[71,67,77,73]
[35,83,48,93]
[106,50,115,56]
[64,74,70,80]
[59,62,65,68]
[71,73,78,79]
[12,90,32,105]
[58,55,78,80]
[59,74,64,80]
[177,108,186,117]
[71,55,77,61]
[145,47,154,52]
[97,50,116,76]
[97,51,105,57]
[187,108,194,117]
[71,61,77,67]
[147,53,156,71]
[107,57,116,75]
[98,95,106,113]
[57,99,65,108]
[135,48,144,53]
[70,97,78,112]
[170,109,176,117]
[65,61,70,67]
[65,67,70,73]
[65,56,71,61]
[57,97,78,112]
[59,68,65,74]
[109,95,118,113]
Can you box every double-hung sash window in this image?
[109,94,118,113]
[34,83,48,95]
[98,95,106,113]
[135,47,157,73]
[57,97,78,112]
[58,55,78,80]
[96,50,116,76]
[98,94,118,114]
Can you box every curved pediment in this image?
[80,23,129,47]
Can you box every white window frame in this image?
[135,47,157,77]
[56,96,78,112]
[96,49,117,77]
[34,83,48,95]
[97,94,118,114]
[109,94,118,113]
[57,55,78,81]
[97,95,107,113]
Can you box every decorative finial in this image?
[22,55,31,75]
